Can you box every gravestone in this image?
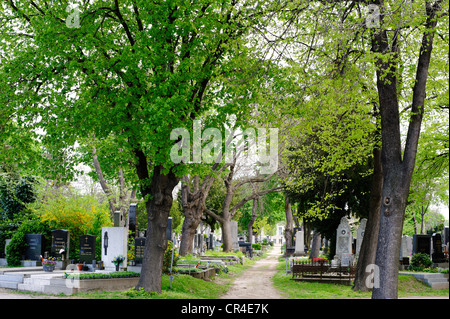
[102,227,128,271]
[231,220,239,251]
[113,211,124,227]
[79,235,96,264]
[294,230,305,256]
[355,219,367,258]
[24,234,44,261]
[51,229,70,260]
[129,204,137,238]
[431,233,445,263]
[400,235,413,259]
[334,217,353,264]
[444,226,449,246]
[166,217,173,241]
[134,237,146,265]
[412,234,431,256]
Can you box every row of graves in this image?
[287,217,449,285]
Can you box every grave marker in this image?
[134,237,146,265]
[24,234,44,261]
[412,234,431,256]
[79,235,96,264]
[51,229,70,259]
[334,217,353,264]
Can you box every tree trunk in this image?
[179,206,203,256]
[353,147,383,292]
[222,218,233,252]
[309,231,321,259]
[248,198,258,244]
[372,2,438,298]
[284,196,294,249]
[135,166,179,293]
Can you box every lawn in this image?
[272,258,449,299]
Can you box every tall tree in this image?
[0,0,270,293]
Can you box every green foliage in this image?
[0,174,37,219]
[6,217,51,266]
[163,241,180,274]
[66,271,140,280]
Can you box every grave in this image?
[400,235,413,259]
[444,226,449,246]
[355,219,366,258]
[333,217,353,265]
[129,203,137,238]
[24,234,44,262]
[134,237,146,265]
[51,229,69,260]
[101,227,127,271]
[294,230,305,256]
[79,235,96,264]
[431,233,445,263]
[166,217,173,241]
[412,234,431,256]
[231,221,239,251]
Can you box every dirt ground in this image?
[220,245,284,299]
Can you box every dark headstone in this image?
[444,227,449,245]
[79,235,96,263]
[166,217,173,241]
[431,233,445,262]
[51,229,70,259]
[135,237,146,265]
[24,234,44,261]
[412,234,431,255]
[129,204,137,238]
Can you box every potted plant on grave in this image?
[40,255,57,272]
[112,255,125,271]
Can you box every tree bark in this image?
[372,1,439,299]
[353,147,383,292]
[135,165,179,293]
[309,231,321,259]
[248,198,259,244]
[284,196,294,249]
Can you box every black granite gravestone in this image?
[166,217,173,241]
[51,229,70,259]
[129,203,137,238]
[79,235,96,263]
[412,234,431,255]
[431,233,445,263]
[135,237,146,264]
[24,234,44,261]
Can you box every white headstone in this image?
[294,230,305,256]
[356,218,367,258]
[335,217,353,263]
[101,227,128,271]
[231,221,239,251]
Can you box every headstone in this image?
[129,204,137,238]
[231,220,239,251]
[113,211,124,227]
[294,230,305,256]
[166,217,173,241]
[412,234,431,256]
[101,227,128,271]
[134,237,146,265]
[444,226,449,246]
[208,233,214,250]
[356,218,367,258]
[24,234,44,261]
[400,235,412,259]
[79,235,96,264]
[51,229,70,260]
[334,217,353,263]
[431,233,445,262]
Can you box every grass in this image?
[272,258,449,299]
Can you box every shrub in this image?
[163,241,180,274]
[409,253,433,271]
[252,243,261,250]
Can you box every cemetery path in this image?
[219,245,284,299]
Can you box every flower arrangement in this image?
[112,255,125,266]
[312,258,328,263]
[40,255,57,265]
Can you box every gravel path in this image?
[220,245,284,299]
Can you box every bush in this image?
[408,253,433,271]
[163,241,180,274]
[252,243,261,250]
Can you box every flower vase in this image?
[115,264,120,271]
[43,265,55,272]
